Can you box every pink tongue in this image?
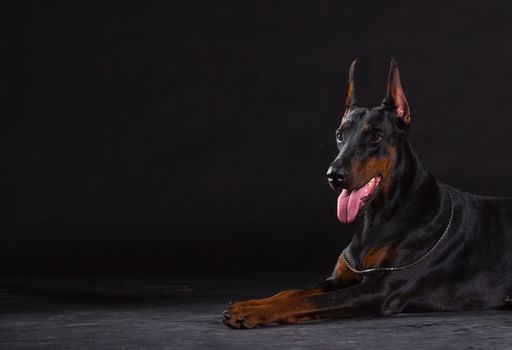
[337,177,380,224]
[337,187,366,223]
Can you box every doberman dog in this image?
[222,59,512,329]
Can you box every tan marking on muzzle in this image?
[351,146,397,195]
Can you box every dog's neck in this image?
[345,137,454,273]
[359,140,443,242]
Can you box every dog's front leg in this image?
[223,277,388,329]
[223,254,358,311]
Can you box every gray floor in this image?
[1,274,512,349]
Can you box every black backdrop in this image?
[4,1,512,274]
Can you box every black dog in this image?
[222,59,512,329]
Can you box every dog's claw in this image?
[240,319,252,329]
[222,308,254,329]
[223,315,243,329]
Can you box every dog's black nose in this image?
[326,166,347,189]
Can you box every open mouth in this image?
[337,176,382,223]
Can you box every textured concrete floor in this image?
[1,274,512,349]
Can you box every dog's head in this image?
[327,59,411,223]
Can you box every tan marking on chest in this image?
[364,245,397,268]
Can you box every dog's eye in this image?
[336,131,343,142]
[369,133,383,144]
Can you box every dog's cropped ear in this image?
[382,58,411,125]
[343,60,358,117]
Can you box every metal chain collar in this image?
[341,192,454,274]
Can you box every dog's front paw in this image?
[222,305,262,329]
[222,302,280,329]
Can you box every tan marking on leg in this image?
[227,294,320,328]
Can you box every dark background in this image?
[4,1,512,274]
